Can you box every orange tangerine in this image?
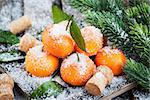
[60,53,96,86]
[94,47,126,75]
[42,21,74,58]
[25,45,59,77]
[75,26,103,56]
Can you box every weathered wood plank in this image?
[101,82,137,100]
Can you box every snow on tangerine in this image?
[60,53,96,86]
[25,45,59,77]
[94,47,126,75]
[42,20,75,58]
[75,26,103,56]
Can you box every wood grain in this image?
[101,82,137,100]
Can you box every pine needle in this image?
[68,0,150,89]
[125,3,150,25]
[85,11,128,48]
[128,23,150,65]
[124,59,150,89]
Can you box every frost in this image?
[0,0,149,100]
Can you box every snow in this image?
[102,47,120,55]
[28,45,46,58]
[0,0,23,30]
[133,89,150,100]
[61,53,95,75]
[23,0,53,39]
[0,0,149,100]
[48,20,72,40]
[81,26,103,54]
[0,62,50,94]
[81,26,103,42]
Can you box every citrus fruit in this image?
[75,26,103,56]
[94,47,126,75]
[25,45,59,77]
[42,21,74,58]
[60,53,96,86]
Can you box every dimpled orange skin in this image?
[75,26,103,56]
[94,48,126,75]
[25,46,59,77]
[60,53,96,86]
[42,24,74,58]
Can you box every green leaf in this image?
[31,81,63,99]
[0,30,19,44]
[0,50,25,62]
[52,5,86,51]
[52,5,71,23]
[70,21,86,51]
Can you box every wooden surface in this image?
[101,82,137,100]
[0,0,138,99]
[0,66,137,99]
[0,67,27,100]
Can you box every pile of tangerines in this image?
[25,21,126,86]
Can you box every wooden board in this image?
[0,0,137,99]
[0,65,137,99]
[101,82,136,100]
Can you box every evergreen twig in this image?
[124,59,150,89]
[85,11,128,48]
[68,0,150,89]
[128,23,150,65]
[125,3,150,25]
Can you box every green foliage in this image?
[69,0,102,12]
[0,50,24,62]
[127,0,149,7]
[52,5,71,23]
[125,3,150,25]
[86,11,127,48]
[70,21,86,51]
[52,5,85,51]
[0,30,19,44]
[69,0,150,89]
[124,59,150,89]
[128,23,150,65]
[69,0,124,18]
[69,0,123,12]
[31,81,63,99]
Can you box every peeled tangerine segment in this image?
[25,45,59,77]
[75,26,103,56]
[42,21,74,58]
[19,33,42,53]
[60,53,96,86]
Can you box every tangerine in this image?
[25,45,59,77]
[95,47,126,75]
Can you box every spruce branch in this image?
[124,59,150,89]
[85,11,128,48]
[125,3,150,25]
[128,23,150,65]
[68,0,150,89]
[68,0,103,12]
[68,0,124,18]
[127,0,149,7]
